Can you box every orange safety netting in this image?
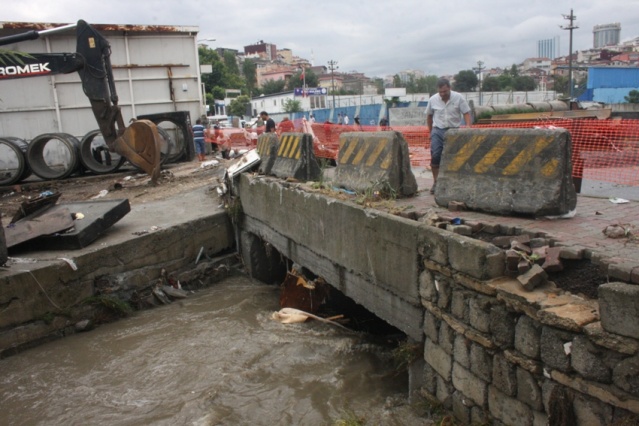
[227,118,639,186]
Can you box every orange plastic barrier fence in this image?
[225,118,639,186]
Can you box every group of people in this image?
[192,119,232,161]
[194,78,470,195]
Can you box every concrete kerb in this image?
[333,131,418,197]
[436,128,577,216]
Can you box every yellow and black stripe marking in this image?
[444,132,561,178]
[338,136,393,170]
[257,134,277,157]
[277,134,302,160]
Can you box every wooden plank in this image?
[4,208,74,248]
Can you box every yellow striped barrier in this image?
[271,133,321,181]
[437,128,577,216]
[257,133,279,175]
[333,131,417,197]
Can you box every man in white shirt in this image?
[343,114,349,125]
[425,78,471,194]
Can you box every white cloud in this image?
[4,0,639,77]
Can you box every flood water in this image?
[0,276,428,425]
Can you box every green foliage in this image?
[453,70,478,92]
[242,59,257,96]
[228,95,251,116]
[476,106,537,120]
[283,98,302,113]
[513,75,537,91]
[82,295,132,317]
[333,410,366,426]
[625,89,639,104]
[261,78,287,95]
[0,49,33,65]
[391,340,423,372]
[372,77,385,94]
[481,75,501,91]
[286,68,319,91]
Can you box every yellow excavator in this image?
[0,20,162,182]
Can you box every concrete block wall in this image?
[419,241,639,425]
[0,212,234,357]
[235,174,639,424]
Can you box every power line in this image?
[327,60,339,108]
[561,9,579,99]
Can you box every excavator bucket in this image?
[113,120,162,182]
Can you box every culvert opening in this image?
[276,261,406,338]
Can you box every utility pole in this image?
[328,60,339,109]
[561,9,578,99]
[473,60,485,106]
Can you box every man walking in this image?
[426,78,471,194]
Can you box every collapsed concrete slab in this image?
[436,128,577,216]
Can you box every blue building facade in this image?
[577,67,639,103]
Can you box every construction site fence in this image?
[300,118,639,187]
[225,118,639,187]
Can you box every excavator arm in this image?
[0,20,161,182]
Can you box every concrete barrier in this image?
[271,132,321,181]
[256,133,279,175]
[436,128,577,216]
[333,131,417,197]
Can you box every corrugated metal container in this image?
[0,21,204,141]
[587,67,639,89]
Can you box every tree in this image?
[552,75,569,96]
[513,76,537,91]
[261,79,287,95]
[624,89,639,103]
[283,99,302,113]
[242,59,257,96]
[481,75,501,91]
[228,95,251,117]
[453,70,478,92]
[373,77,385,94]
[285,68,319,91]
[392,74,402,88]
[415,75,439,95]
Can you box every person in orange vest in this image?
[277,117,295,136]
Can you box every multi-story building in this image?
[593,23,621,49]
[538,37,560,60]
[244,40,277,61]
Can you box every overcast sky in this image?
[4,0,639,78]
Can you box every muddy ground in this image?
[0,159,229,223]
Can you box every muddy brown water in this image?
[0,276,429,425]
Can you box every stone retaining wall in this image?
[418,229,639,425]
[236,175,639,425]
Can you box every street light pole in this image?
[473,60,485,106]
[561,9,578,99]
[328,59,338,109]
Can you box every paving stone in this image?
[419,269,438,303]
[451,390,472,425]
[540,326,575,373]
[492,353,517,397]
[425,338,452,380]
[470,343,493,382]
[572,393,614,426]
[423,310,439,343]
[439,321,455,355]
[451,289,472,322]
[517,264,548,291]
[490,304,516,349]
[559,246,584,260]
[453,362,487,406]
[516,367,543,411]
[436,373,454,408]
[612,354,639,397]
[571,335,614,383]
[454,335,471,369]
[542,246,564,272]
[469,296,492,333]
[489,385,534,426]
